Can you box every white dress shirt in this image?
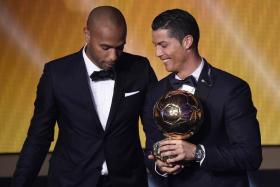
[176,58,204,94]
[83,46,114,175]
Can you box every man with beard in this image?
[12,6,157,187]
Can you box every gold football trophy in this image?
[153,90,204,162]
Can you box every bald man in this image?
[12,6,157,187]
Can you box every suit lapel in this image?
[105,66,125,131]
[195,59,215,102]
[191,60,215,142]
[72,49,104,132]
[167,73,177,91]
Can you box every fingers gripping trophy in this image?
[153,90,204,162]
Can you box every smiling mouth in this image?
[161,58,171,63]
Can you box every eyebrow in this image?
[153,41,167,46]
[100,42,126,48]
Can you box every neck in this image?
[85,46,102,69]
[176,51,201,80]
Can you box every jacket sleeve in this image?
[12,63,57,187]
[202,81,262,171]
[141,89,160,176]
[139,58,162,175]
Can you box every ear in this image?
[182,35,193,50]
[84,27,90,43]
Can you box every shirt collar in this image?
[82,45,101,76]
[175,58,205,81]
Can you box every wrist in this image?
[154,163,168,177]
[194,144,205,162]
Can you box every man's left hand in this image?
[159,139,196,164]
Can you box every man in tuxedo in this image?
[143,9,262,187]
[12,6,157,187]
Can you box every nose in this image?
[155,46,163,57]
[108,48,118,62]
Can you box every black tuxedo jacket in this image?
[12,49,157,187]
[143,60,262,187]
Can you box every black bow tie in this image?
[90,69,115,81]
[170,75,197,89]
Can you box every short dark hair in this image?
[87,6,127,34]
[152,9,200,47]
